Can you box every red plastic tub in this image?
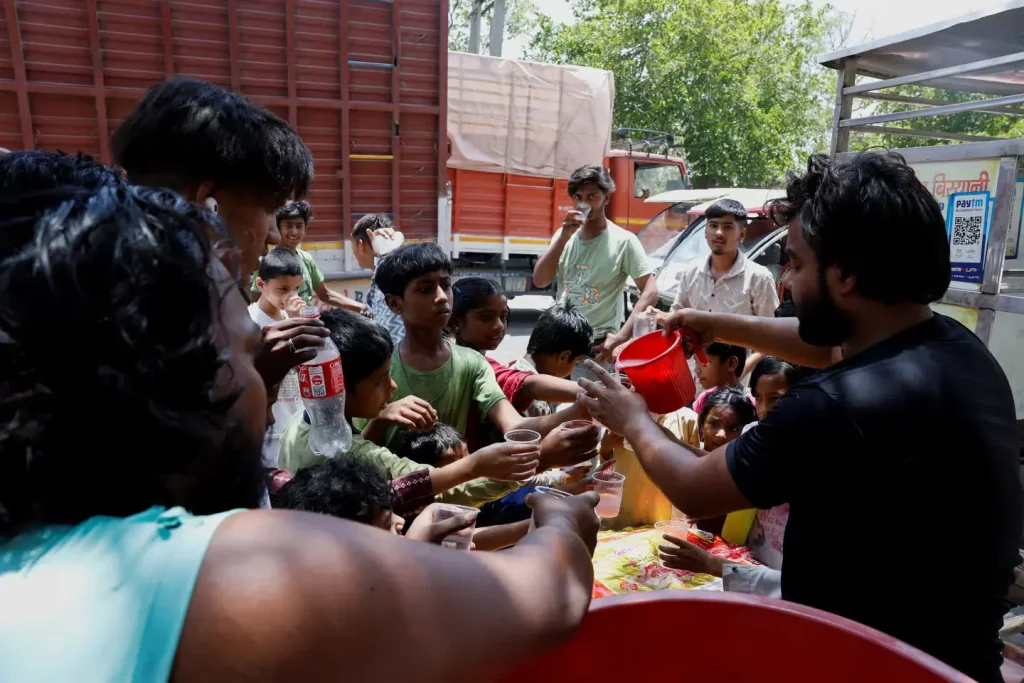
[495,592,972,683]
[615,329,707,414]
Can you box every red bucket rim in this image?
[614,329,682,372]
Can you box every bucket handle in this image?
[677,326,709,365]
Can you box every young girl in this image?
[661,360,805,591]
[694,387,757,537]
[449,277,582,415]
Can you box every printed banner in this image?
[911,159,1000,290]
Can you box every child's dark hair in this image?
[374,243,453,297]
[705,198,748,223]
[258,246,303,281]
[352,213,393,243]
[568,164,616,196]
[749,356,807,394]
[111,77,313,208]
[0,150,126,197]
[698,387,757,432]
[271,459,394,525]
[277,200,311,227]
[527,301,593,360]
[706,342,747,380]
[452,277,505,322]
[393,424,465,467]
[319,309,394,388]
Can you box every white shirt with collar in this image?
[671,250,779,316]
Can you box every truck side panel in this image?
[0,0,445,279]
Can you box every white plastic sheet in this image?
[447,52,614,179]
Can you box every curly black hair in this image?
[0,185,257,532]
[112,77,313,208]
[271,459,395,525]
[393,424,466,467]
[0,150,125,196]
[768,152,949,305]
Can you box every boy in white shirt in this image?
[248,246,306,466]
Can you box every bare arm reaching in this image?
[173,492,601,683]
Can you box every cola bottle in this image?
[295,307,352,456]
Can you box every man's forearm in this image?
[712,314,832,369]
[617,278,658,340]
[532,237,569,288]
[623,416,707,512]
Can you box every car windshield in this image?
[655,217,779,304]
[637,202,692,257]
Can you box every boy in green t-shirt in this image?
[252,200,365,312]
[370,243,600,470]
[279,310,542,509]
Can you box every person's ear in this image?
[255,277,267,294]
[385,293,403,315]
[727,356,740,375]
[558,350,574,365]
[826,264,857,304]
[195,182,217,212]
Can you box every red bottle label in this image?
[296,357,345,399]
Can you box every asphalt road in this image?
[491,295,555,365]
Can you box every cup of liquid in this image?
[575,203,592,221]
[593,470,626,519]
[431,503,478,551]
[504,429,541,445]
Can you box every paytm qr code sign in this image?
[949,192,988,265]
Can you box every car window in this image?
[634,162,685,198]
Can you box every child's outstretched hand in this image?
[376,396,438,430]
[406,504,477,545]
[469,442,540,482]
[658,534,725,577]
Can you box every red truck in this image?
[0,0,686,300]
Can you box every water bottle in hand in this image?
[296,307,352,456]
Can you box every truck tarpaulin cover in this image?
[447,52,614,179]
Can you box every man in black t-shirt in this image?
[580,152,1022,683]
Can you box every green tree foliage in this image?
[524,0,838,187]
[849,85,1024,150]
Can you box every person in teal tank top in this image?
[0,162,604,682]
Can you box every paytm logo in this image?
[956,198,984,209]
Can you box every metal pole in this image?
[468,0,482,54]
[829,58,856,156]
[489,0,505,57]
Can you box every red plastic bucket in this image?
[495,592,971,683]
[615,329,707,414]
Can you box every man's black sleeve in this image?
[726,385,857,509]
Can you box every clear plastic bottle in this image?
[296,307,352,456]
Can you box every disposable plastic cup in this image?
[593,471,626,519]
[505,429,541,445]
[432,503,477,551]
[562,420,594,431]
[535,486,572,498]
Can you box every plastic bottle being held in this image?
[296,307,352,456]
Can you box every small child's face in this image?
[347,359,398,420]
[257,274,303,312]
[372,508,404,535]
[701,405,745,452]
[279,217,306,250]
[753,372,790,422]
[456,294,508,352]
[539,351,585,380]
[388,269,453,331]
[696,355,737,391]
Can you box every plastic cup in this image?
[593,470,625,519]
[562,420,593,431]
[432,503,478,551]
[505,429,541,445]
[535,486,572,498]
